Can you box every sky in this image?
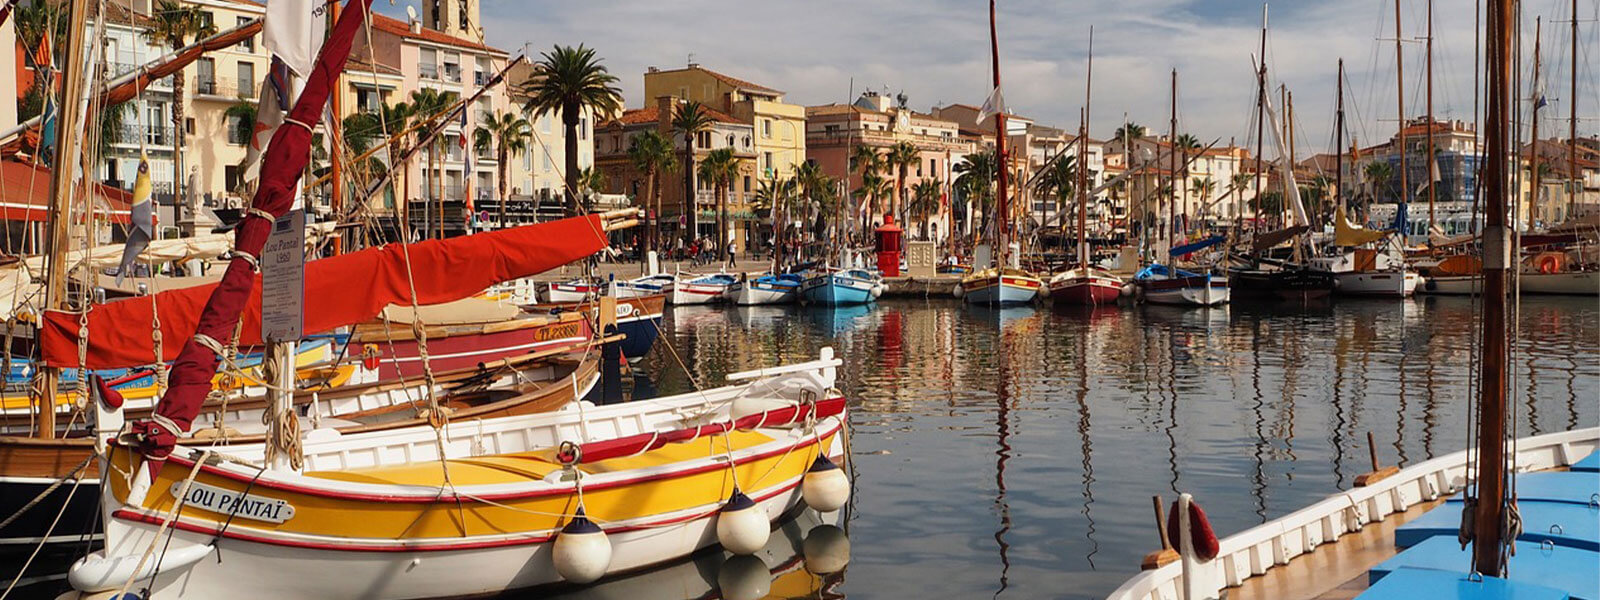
[379,0,1598,155]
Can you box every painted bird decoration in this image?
[115,156,154,285]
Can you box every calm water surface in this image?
[7,297,1596,600]
[622,295,1598,600]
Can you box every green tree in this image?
[1363,160,1394,206]
[474,110,532,224]
[954,150,998,238]
[408,88,458,231]
[854,170,890,229]
[849,145,884,228]
[1033,153,1078,210]
[908,179,943,239]
[697,147,743,259]
[1112,123,1147,143]
[671,100,715,245]
[753,175,797,264]
[625,129,678,255]
[520,44,624,215]
[143,0,215,210]
[884,141,919,223]
[576,166,607,200]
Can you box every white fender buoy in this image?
[952,284,964,298]
[552,508,612,584]
[801,455,851,512]
[716,554,772,600]
[802,524,852,574]
[1120,283,1136,297]
[716,489,770,555]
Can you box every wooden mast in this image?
[329,1,345,253]
[1169,69,1177,249]
[1531,18,1543,216]
[1427,0,1437,233]
[1252,5,1268,237]
[1569,0,1579,220]
[1078,27,1093,271]
[1337,60,1346,216]
[989,0,1009,269]
[1472,0,1512,575]
[1395,0,1409,223]
[35,0,93,439]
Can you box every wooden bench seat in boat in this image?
[1438,472,1599,506]
[1395,500,1599,551]
[1370,537,1598,600]
[1358,567,1571,600]
[300,429,779,486]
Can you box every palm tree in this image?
[1112,123,1147,144]
[625,130,678,257]
[473,110,533,225]
[696,148,742,263]
[854,170,890,230]
[908,179,943,239]
[849,146,884,231]
[409,88,458,235]
[884,141,919,224]
[144,0,215,226]
[16,0,66,71]
[753,176,797,265]
[671,101,715,246]
[1363,160,1394,207]
[576,166,608,201]
[520,44,624,215]
[1033,153,1078,213]
[954,150,998,240]
[1173,134,1201,151]
[1189,176,1216,223]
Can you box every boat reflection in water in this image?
[802,303,877,337]
[521,509,850,600]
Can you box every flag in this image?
[460,109,474,215]
[239,58,291,191]
[1534,94,1548,110]
[263,0,325,77]
[116,157,155,284]
[975,85,1006,123]
[38,95,55,164]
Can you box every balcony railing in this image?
[442,65,462,83]
[474,71,490,86]
[107,62,176,88]
[193,75,256,99]
[117,124,177,147]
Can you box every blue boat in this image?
[801,268,883,306]
[729,273,803,305]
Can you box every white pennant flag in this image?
[263,0,326,77]
[975,85,1007,123]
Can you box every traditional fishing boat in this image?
[1135,263,1229,306]
[801,267,882,306]
[525,294,667,363]
[729,273,803,305]
[1313,247,1421,298]
[613,273,676,299]
[65,348,850,599]
[1048,267,1124,305]
[961,267,1044,306]
[547,278,602,303]
[671,272,737,305]
[1520,250,1599,295]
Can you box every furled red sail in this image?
[40,214,609,368]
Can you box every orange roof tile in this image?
[369,12,502,53]
[693,66,782,95]
[604,106,741,128]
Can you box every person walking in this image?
[727,239,737,268]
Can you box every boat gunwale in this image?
[1103,427,1600,600]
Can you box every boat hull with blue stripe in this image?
[730,274,803,305]
[801,269,882,306]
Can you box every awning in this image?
[0,159,133,223]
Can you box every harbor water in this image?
[6,296,1597,599]
[618,296,1598,600]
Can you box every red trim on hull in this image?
[1050,280,1122,305]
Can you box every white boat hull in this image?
[669,283,727,304]
[1419,275,1482,295]
[1520,271,1599,295]
[732,283,797,305]
[1333,271,1419,297]
[1140,276,1230,306]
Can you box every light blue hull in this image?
[802,278,875,306]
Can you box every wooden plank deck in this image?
[1227,498,1446,600]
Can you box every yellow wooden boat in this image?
[67,349,851,599]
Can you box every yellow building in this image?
[182,0,269,222]
[642,64,805,182]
